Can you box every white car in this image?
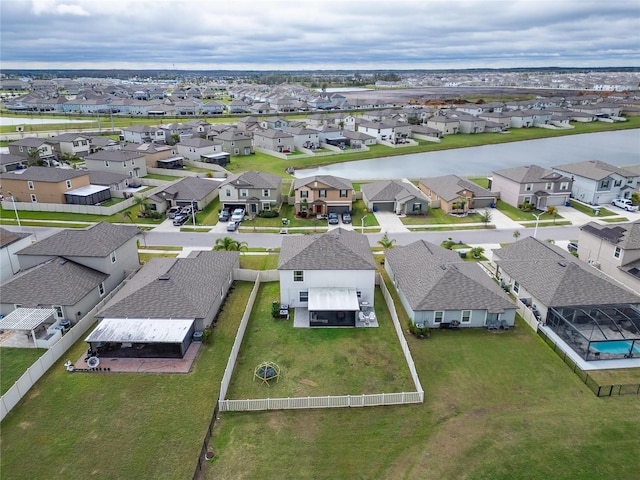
[611,198,638,212]
[231,208,245,222]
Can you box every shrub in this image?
[519,202,534,212]
[408,320,430,337]
[258,210,279,218]
[271,301,281,318]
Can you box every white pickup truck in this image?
[611,198,639,212]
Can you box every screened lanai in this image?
[546,304,640,361]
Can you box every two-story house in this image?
[122,142,173,169]
[491,164,573,209]
[426,116,459,135]
[293,175,354,216]
[7,138,57,163]
[253,129,295,154]
[83,150,147,178]
[578,221,640,292]
[0,222,140,325]
[419,175,496,214]
[120,124,166,144]
[175,137,223,161]
[48,133,92,158]
[217,171,283,215]
[0,166,104,205]
[282,126,321,150]
[357,120,411,144]
[278,228,377,327]
[552,160,638,205]
[215,129,253,156]
[0,228,33,283]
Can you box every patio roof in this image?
[0,308,54,331]
[308,287,360,311]
[85,318,194,344]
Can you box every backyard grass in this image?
[0,281,254,480]
[401,209,483,225]
[225,282,415,399]
[569,200,615,217]
[205,315,640,480]
[138,252,179,263]
[0,347,46,395]
[238,253,280,270]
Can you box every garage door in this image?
[373,202,394,212]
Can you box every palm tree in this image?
[546,206,558,224]
[513,230,521,240]
[214,236,248,251]
[378,232,396,249]
[133,195,150,216]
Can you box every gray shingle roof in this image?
[361,180,427,203]
[0,153,25,166]
[0,227,30,248]
[17,221,139,258]
[293,175,353,190]
[278,228,376,271]
[84,150,143,163]
[385,240,514,313]
[0,166,88,182]
[0,257,108,306]
[553,160,637,180]
[218,171,282,190]
[492,164,567,183]
[157,176,220,201]
[418,175,494,201]
[177,137,220,148]
[88,171,131,185]
[580,220,640,250]
[493,237,640,307]
[96,251,238,319]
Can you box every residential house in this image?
[552,160,638,205]
[89,136,122,153]
[260,116,290,130]
[175,137,223,161]
[84,150,147,178]
[293,175,354,216]
[7,138,57,163]
[0,222,140,324]
[149,176,221,214]
[88,251,239,358]
[48,133,92,158]
[217,171,282,214]
[278,228,377,326]
[226,98,250,113]
[426,116,459,135]
[283,126,321,150]
[419,175,496,213]
[120,124,166,143]
[0,228,33,283]
[215,129,253,156]
[491,164,573,209]
[122,142,173,169]
[357,120,411,144]
[340,129,377,148]
[410,125,442,140]
[385,240,516,328]
[201,100,225,115]
[88,171,136,198]
[447,112,486,134]
[0,166,100,204]
[578,221,640,292]
[253,129,295,154]
[0,153,26,172]
[361,180,429,214]
[478,111,512,130]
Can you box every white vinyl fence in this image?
[0,270,137,421]
[218,272,424,412]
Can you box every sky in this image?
[1,0,639,71]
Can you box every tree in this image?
[546,205,558,224]
[214,236,248,251]
[378,232,396,249]
[513,230,521,240]
[479,208,493,226]
[632,192,640,206]
[133,195,150,216]
[469,246,485,259]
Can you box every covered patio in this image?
[0,308,58,348]
[307,287,360,327]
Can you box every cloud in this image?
[1,0,638,69]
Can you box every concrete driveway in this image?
[373,211,410,233]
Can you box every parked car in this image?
[231,208,245,222]
[166,206,181,219]
[181,205,194,216]
[342,212,352,224]
[328,212,339,225]
[226,220,239,232]
[567,242,578,253]
[611,198,638,212]
[218,209,230,222]
[173,213,190,226]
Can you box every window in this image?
[293,270,304,282]
[600,179,610,189]
[614,247,621,259]
[357,290,362,299]
[98,282,105,297]
[27,180,34,190]
[263,189,270,197]
[319,189,327,198]
[110,251,117,264]
[339,189,348,198]
[434,311,443,324]
[545,182,553,190]
[30,194,37,202]
[512,281,520,294]
[123,161,127,168]
[525,183,533,191]
[614,179,622,187]
[104,160,109,167]
[52,305,64,319]
[560,182,569,190]
[461,310,471,323]
[225,189,231,197]
[240,189,248,197]
[300,190,308,198]
[412,203,423,212]
[523,196,531,204]
[66,180,72,189]
[299,291,308,302]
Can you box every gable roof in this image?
[88,171,132,185]
[85,150,143,163]
[385,240,514,313]
[0,166,88,182]
[580,220,640,250]
[492,164,568,184]
[177,137,220,148]
[0,257,108,306]
[493,237,640,307]
[419,175,494,201]
[361,180,427,203]
[156,176,220,201]
[553,160,637,180]
[278,228,376,271]
[0,227,30,248]
[293,175,353,190]
[218,170,282,190]
[17,221,139,258]
[96,251,238,319]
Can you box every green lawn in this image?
[205,315,640,480]
[401,209,484,225]
[0,282,254,480]
[0,347,47,395]
[238,254,280,270]
[225,283,414,399]
[569,200,615,217]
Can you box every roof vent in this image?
[558,261,567,267]
[158,275,170,280]
[440,265,447,270]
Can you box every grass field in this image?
[401,209,484,225]
[0,347,46,395]
[569,200,615,217]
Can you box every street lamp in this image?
[7,192,21,230]
[191,199,196,227]
[361,215,366,234]
[532,212,543,239]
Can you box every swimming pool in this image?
[590,340,640,355]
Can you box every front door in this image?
[315,205,323,214]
